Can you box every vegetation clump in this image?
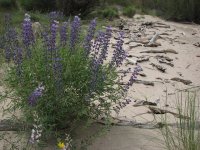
[0,0,16,9]
[1,12,141,148]
[161,88,200,150]
[123,6,136,18]
[101,7,119,20]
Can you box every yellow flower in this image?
[57,141,65,149]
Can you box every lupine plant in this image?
[2,13,141,147]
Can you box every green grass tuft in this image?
[161,87,200,150]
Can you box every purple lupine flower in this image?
[52,20,63,94]
[42,21,59,74]
[13,41,23,79]
[91,31,105,60]
[22,13,34,58]
[4,26,23,77]
[110,32,126,67]
[84,19,97,56]
[41,28,50,51]
[98,26,112,64]
[13,46,23,77]
[88,31,103,97]
[124,65,142,91]
[70,16,81,50]
[4,43,12,63]
[49,20,59,52]
[4,26,18,63]
[88,58,100,98]
[3,14,14,63]
[41,29,51,72]
[59,21,68,46]
[88,33,104,98]
[28,85,45,106]
[87,29,112,99]
[53,57,63,95]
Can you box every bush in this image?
[20,0,55,11]
[123,6,136,18]
[138,0,200,23]
[0,0,15,9]
[87,6,119,20]
[57,0,97,17]
[103,0,133,7]
[19,0,97,17]
[1,13,142,147]
[101,7,119,19]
